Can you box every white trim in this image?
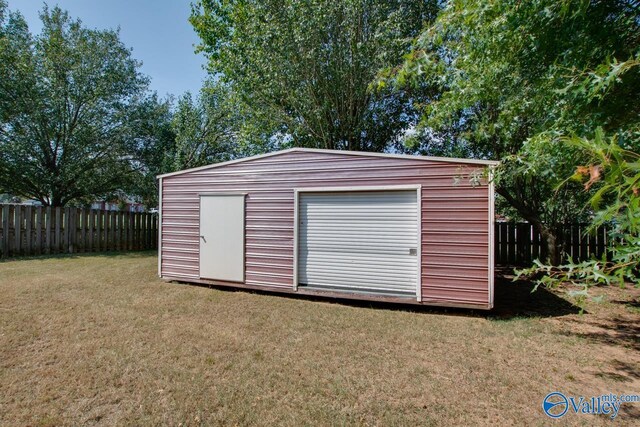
[198,192,248,196]
[293,190,300,291]
[416,185,422,302]
[198,193,248,197]
[294,184,421,299]
[157,177,163,277]
[295,184,422,193]
[488,167,496,309]
[157,148,499,179]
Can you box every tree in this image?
[169,80,240,171]
[384,0,640,263]
[0,5,150,206]
[130,80,261,207]
[190,0,439,152]
[127,93,176,207]
[516,54,640,299]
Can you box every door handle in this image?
[200,235,206,243]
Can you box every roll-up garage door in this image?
[298,190,419,297]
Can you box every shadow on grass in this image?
[490,275,582,319]
[558,317,640,353]
[3,252,581,320]
[173,272,581,320]
[0,250,156,263]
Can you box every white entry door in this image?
[298,190,419,297]
[199,195,245,282]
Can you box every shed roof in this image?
[157,147,499,179]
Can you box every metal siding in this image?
[157,177,163,276]
[161,150,492,307]
[298,191,418,297]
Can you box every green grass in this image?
[0,253,638,426]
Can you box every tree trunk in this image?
[539,224,562,265]
[49,191,64,208]
[496,186,562,265]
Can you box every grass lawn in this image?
[0,253,638,426]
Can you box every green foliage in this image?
[0,5,150,206]
[126,94,176,207]
[170,81,237,171]
[516,51,639,299]
[384,0,640,263]
[516,129,640,296]
[190,0,439,152]
[131,80,271,207]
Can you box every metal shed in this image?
[158,148,498,309]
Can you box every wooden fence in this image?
[0,204,158,258]
[0,205,610,265]
[495,222,609,266]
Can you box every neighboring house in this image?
[91,200,146,212]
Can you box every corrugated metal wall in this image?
[160,149,492,308]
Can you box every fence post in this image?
[153,214,158,249]
[105,210,110,251]
[103,210,107,251]
[150,213,155,249]
[579,223,586,261]
[597,225,607,260]
[147,213,152,249]
[524,223,532,264]
[79,208,85,253]
[95,209,100,252]
[141,213,147,249]
[507,223,515,265]
[24,205,32,255]
[531,226,540,261]
[53,207,60,254]
[35,206,42,255]
[14,205,22,257]
[45,207,52,254]
[63,207,69,253]
[87,210,93,252]
[102,210,107,251]
[70,207,75,253]
[110,210,116,251]
[129,212,134,250]
[1,205,8,258]
[571,224,580,263]
[115,212,120,251]
[121,211,126,250]
[137,213,142,250]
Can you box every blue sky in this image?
[14,1,208,98]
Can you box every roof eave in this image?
[156,147,499,179]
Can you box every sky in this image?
[13,0,208,98]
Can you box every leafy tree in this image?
[169,80,239,171]
[190,0,439,152]
[516,55,640,299]
[131,80,263,207]
[383,0,640,263]
[128,94,176,207]
[518,131,639,293]
[0,4,150,206]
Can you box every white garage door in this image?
[298,190,419,297]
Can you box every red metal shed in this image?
[158,148,497,309]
